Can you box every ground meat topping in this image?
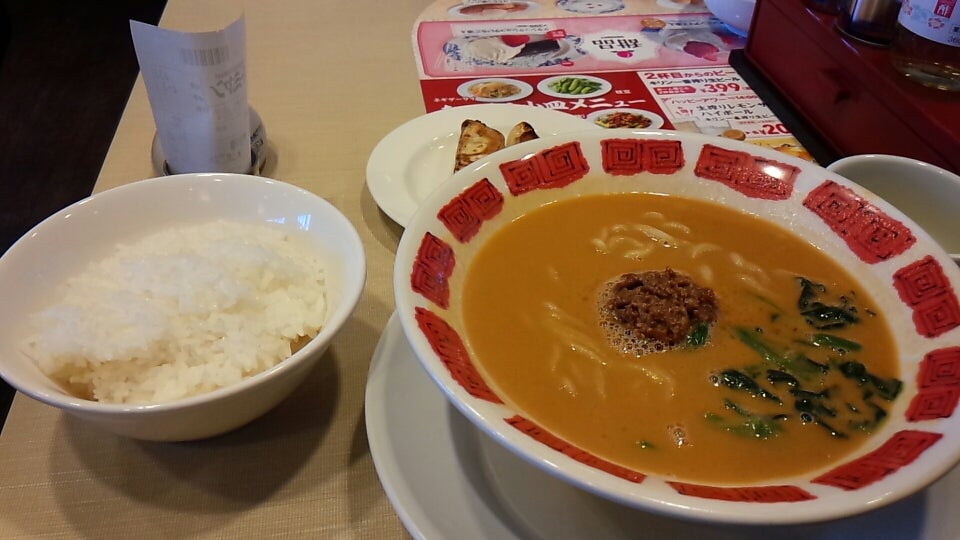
[602,268,718,350]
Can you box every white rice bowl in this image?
[0,173,365,441]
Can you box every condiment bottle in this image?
[836,0,903,46]
[890,0,960,91]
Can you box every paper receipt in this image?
[131,16,250,174]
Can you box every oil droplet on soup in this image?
[461,192,901,484]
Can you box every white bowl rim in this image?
[828,153,960,178]
[826,153,960,261]
[0,172,366,415]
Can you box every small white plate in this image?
[456,78,534,103]
[586,108,665,129]
[366,104,595,227]
[365,314,960,539]
[537,75,612,99]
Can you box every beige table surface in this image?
[0,1,430,538]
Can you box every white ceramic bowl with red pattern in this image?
[393,130,960,524]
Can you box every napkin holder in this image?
[743,0,959,172]
[150,107,266,176]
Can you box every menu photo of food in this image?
[556,0,627,14]
[419,0,716,21]
[446,1,540,18]
[586,108,665,129]
[416,15,745,78]
[441,32,586,72]
[537,74,611,98]
[456,77,534,102]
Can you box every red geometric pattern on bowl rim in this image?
[600,138,684,176]
[414,307,502,404]
[499,141,589,195]
[437,178,504,243]
[907,386,960,422]
[505,414,646,483]
[693,143,798,200]
[917,347,960,387]
[812,430,942,490]
[907,347,960,421]
[803,180,917,264]
[666,481,816,503]
[893,256,960,337]
[405,135,960,513]
[410,232,455,309]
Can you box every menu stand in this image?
[728,49,840,165]
[742,0,960,172]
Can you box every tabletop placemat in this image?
[411,0,813,160]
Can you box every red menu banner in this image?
[413,0,810,160]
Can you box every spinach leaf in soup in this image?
[705,277,902,441]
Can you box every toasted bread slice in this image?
[506,121,539,146]
[454,119,505,172]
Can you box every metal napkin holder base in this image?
[150,107,267,176]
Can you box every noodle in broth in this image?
[462,192,901,484]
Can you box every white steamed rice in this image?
[23,220,327,404]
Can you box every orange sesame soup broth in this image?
[462,192,901,485]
